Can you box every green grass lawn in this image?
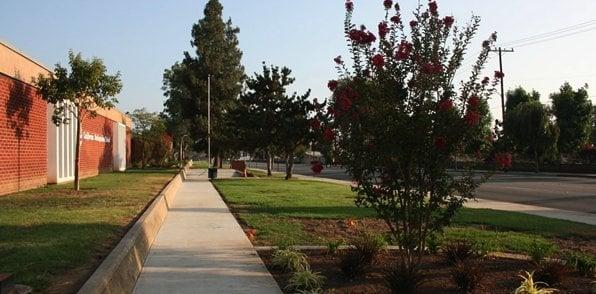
[0,169,177,292]
[213,178,596,254]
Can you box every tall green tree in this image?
[550,83,592,154]
[131,108,169,168]
[278,87,314,180]
[163,0,245,166]
[233,64,293,176]
[505,86,540,112]
[505,101,558,171]
[35,51,122,191]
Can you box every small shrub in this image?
[327,239,343,255]
[563,251,596,278]
[338,232,388,279]
[272,248,308,272]
[451,260,483,293]
[426,233,442,255]
[442,240,477,264]
[534,260,570,286]
[472,239,497,257]
[514,271,556,294]
[385,263,424,294]
[528,240,556,265]
[286,269,326,292]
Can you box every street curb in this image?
[77,163,192,294]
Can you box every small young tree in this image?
[324,0,506,279]
[505,101,558,171]
[550,83,592,154]
[131,108,169,168]
[233,64,294,176]
[35,51,122,191]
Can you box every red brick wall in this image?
[0,74,47,196]
[79,112,114,178]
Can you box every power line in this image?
[511,27,596,48]
[498,20,596,47]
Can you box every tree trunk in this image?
[74,116,82,191]
[266,150,272,176]
[285,153,294,180]
[217,154,223,168]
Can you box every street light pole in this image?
[207,74,211,167]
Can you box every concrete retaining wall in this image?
[78,163,191,294]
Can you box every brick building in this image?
[0,40,132,196]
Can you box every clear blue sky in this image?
[2,0,595,121]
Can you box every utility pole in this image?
[489,47,514,122]
[207,74,211,167]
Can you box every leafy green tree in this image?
[163,0,245,167]
[131,108,170,168]
[277,87,314,180]
[35,51,122,191]
[505,86,540,111]
[233,64,293,176]
[505,101,558,171]
[550,83,592,154]
[592,106,596,144]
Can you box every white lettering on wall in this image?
[81,132,111,143]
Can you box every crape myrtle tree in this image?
[35,51,122,191]
[163,0,245,167]
[550,83,593,155]
[323,0,509,278]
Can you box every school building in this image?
[0,40,132,196]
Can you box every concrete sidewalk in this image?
[133,169,281,294]
[251,168,596,226]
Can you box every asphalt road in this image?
[247,161,596,214]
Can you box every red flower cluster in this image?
[383,0,393,9]
[349,28,377,45]
[482,76,490,85]
[468,95,480,109]
[429,1,438,16]
[333,85,359,116]
[494,71,505,79]
[495,152,513,170]
[482,40,490,48]
[378,21,389,38]
[464,111,480,127]
[311,161,324,174]
[323,128,335,143]
[410,20,418,27]
[438,98,454,112]
[422,62,443,74]
[396,40,413,60]
[390,15,401,23]
[345,0,354,12]
[443,16,454,27]
[328,80,338,91]
[372,54,385,68]
[310,118,321,130]
[334,55,343,64]
[434,136,447,150]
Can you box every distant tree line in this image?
[500,83,594,171]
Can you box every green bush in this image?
[338,232,387,279]
[441,240,477,265]
[451,260,483,293]
[272,248,308,272]
[528,240,556,264]
[385,263,424,294]
[326,239,343,255]
[286,269,326,292]
[426,233,442,255]
[563,251,596,278]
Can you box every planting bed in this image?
[259,249,594,293]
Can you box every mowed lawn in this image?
[213,179,596,253]
[0,169,177,292]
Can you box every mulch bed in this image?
[259,249,594,293]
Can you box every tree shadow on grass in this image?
[0,222,121,291]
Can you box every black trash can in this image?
[208,167,218,179]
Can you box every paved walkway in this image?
[250,168,596,226]
[133,169,281,294]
